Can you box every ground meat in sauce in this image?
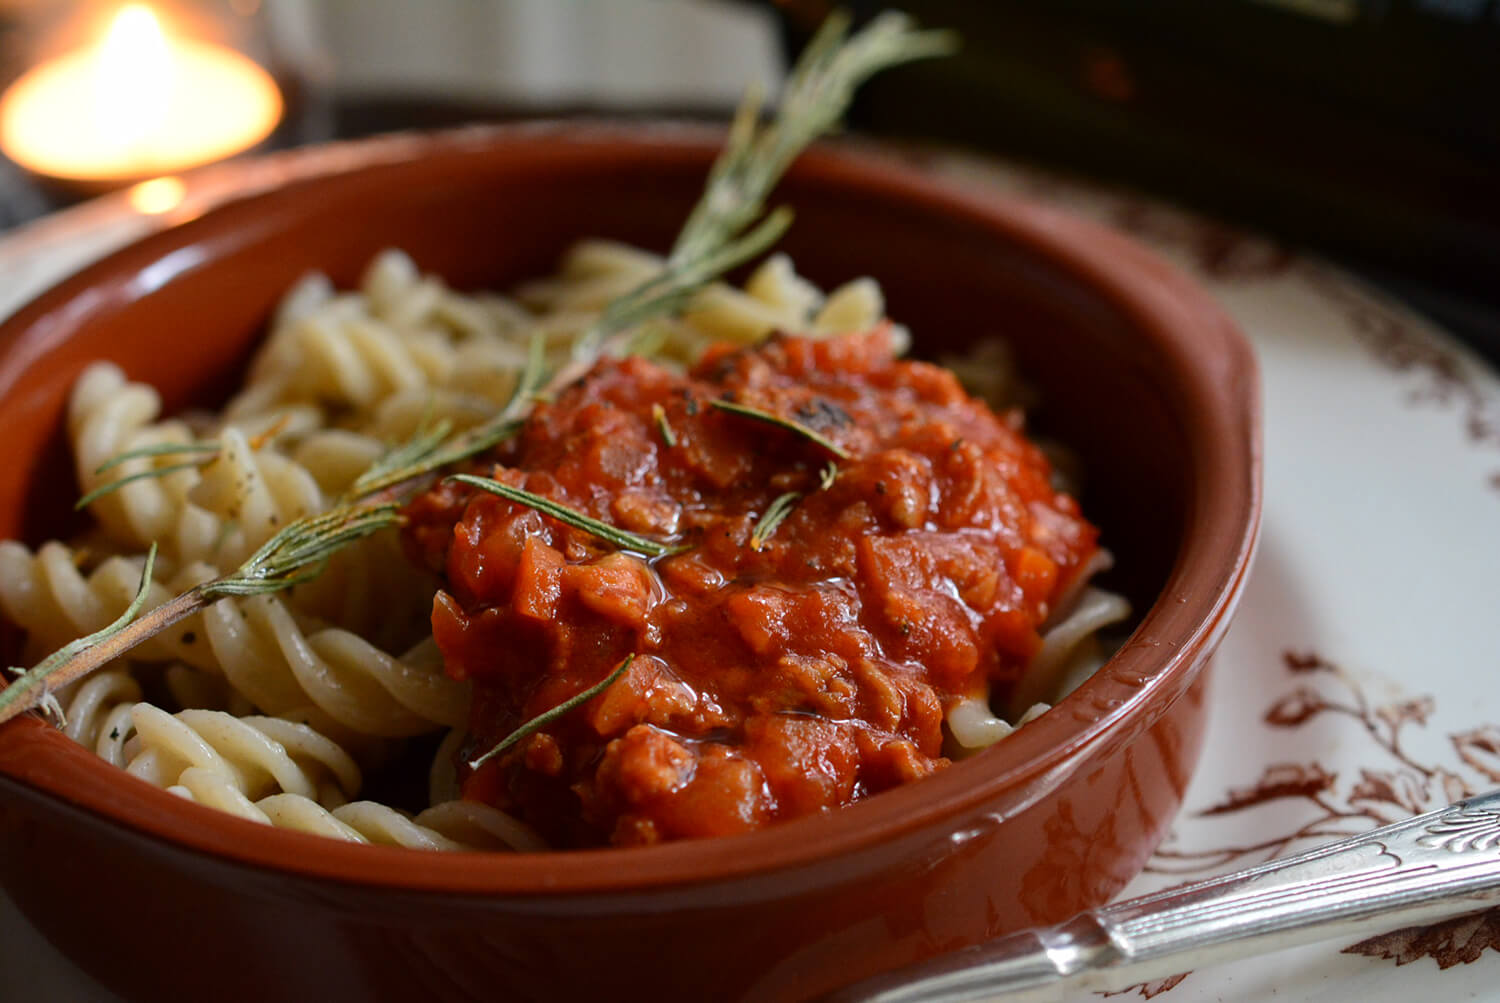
[403,328,1099,847]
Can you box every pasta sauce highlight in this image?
[406,328,1099,847]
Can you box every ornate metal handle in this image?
[832,789,1500,1002]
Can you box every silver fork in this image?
[830,788,1500,1002]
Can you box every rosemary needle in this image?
[710,399,853,459]
[652,404,677,448]
[447,474,685,558]
[750,492,801,550]
[75,461,210,510]
[469,655,634,770]
[93,440,221,474]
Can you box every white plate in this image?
[920,150,1500,1002]
[1,140,1497,1002]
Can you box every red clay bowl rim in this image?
[0,122,1262,896]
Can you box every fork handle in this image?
[831,789,1500,1002]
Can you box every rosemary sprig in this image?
[0,504,402,726]
[710,399,853,459]
[348,418,453,499]
[748,459,840,551]
[0,543,158,725]
[750,492,800,551]
[385,332,549,486]
[573,10,952,364]
[203,502,403,596]
[469,654,634,770]
[447,474,683,558]
[0,11,951,726]
[626,321,673,359]
[669,11,956,272]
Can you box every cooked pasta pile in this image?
[0,244,1126,850]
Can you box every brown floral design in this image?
[1302,268,1500,495]
[1100,974,1191,999]
[1344,911,1500,970]
[1107,201,1295,282]
[1134,650,1500,993]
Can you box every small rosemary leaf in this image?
[94,440,220,475]
[710,399,852,459]
[367,333,548,493]
[75,461,210,511]
[349,418,454,498]
[262,507,402,571]
[210,502,402,596]
[448,474,685,558]
[418,419,526,478]
[0,543,158,723]
[513,331,549,411]
[668,12,953,269]
[652,404,677,448]
[580,208,794,360]
[819,461,839,491]
[244,413,293,452]
[750,492,800,551]
[625,320,673,359]
[37,692,66,728]
[469,654,634,771]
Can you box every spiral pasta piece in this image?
[52,670,353,803]
[54,675,360,815]
[57,669,144,759]
[228,251,541,425]
[196,594,467,738]
[51,673,530,850]
[248,794,544,851]
[186,426,325,567]
[67,362,210,554]
[0,541,211,668]
[284,528,438,649]
[66,363,338,570]
[516,241,894,366]
[124,705,360,801]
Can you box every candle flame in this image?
[0,2,283,183]
[94,5,174,153]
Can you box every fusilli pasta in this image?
[4,242,1118,851]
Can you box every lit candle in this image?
[0,4,283,184]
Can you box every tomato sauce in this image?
[404,329,1098,847]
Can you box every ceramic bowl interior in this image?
[0,125,1260,999]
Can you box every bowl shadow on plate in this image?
[1152,524,1342,868]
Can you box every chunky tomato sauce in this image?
[405,329,1098,847]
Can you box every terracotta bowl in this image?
[0,125,1259,1001]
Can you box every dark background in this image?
[1,0,1496,365]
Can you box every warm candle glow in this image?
[0,4,283,183]
[127,174,187,215]
[95,6,174,153]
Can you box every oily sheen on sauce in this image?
[406,329,1099,847]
